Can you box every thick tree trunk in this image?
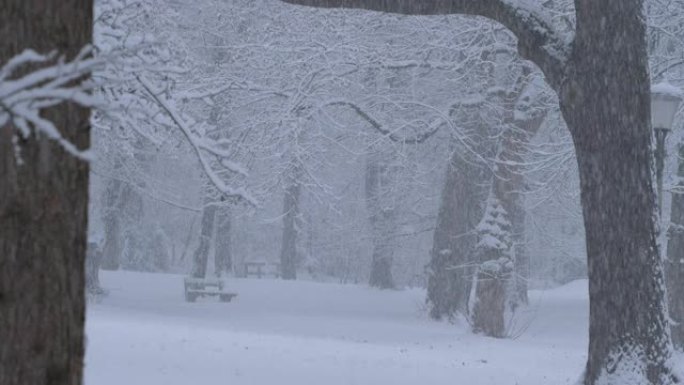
[214,208,233,277]
[191,202,217,279]
[0,1,92,384]
[280,172,302,280]
[666,142,684,350]
[427,143,487,318]
[561,1,677,383]
[469,193,515,338]
[365,151,397,289]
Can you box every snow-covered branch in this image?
[137,75,257,206]
[280,0,569,90]
[0,47,106,160]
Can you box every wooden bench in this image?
[183,276,237,303]
[244,261,280,278]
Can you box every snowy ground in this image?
[84,271,681,385]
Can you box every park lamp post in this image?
[652,82,682,215]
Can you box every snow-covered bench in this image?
[183,276,237,303]
[244,261,280,278]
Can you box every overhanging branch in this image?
[280,0,569,90]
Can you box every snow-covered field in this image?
[84,271,681,385]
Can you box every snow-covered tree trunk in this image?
[495,115,544,307]
[0,1,92,384]
[470,258,512,338]
[666,141,684,350]
[365,150,397,289]
[427,142,487,319]
[280,167,302,280]
[214,208,233,277]
[469,190,514,338]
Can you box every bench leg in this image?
[219,294,233,302]
[185,291,198,302]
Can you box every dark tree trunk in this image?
[280,172,301,280]
[191,202,217,279]
[427,142,487,318]
[561,1,677,382]
[0,1,92,384]
[666,142,684,351]
[365,151,396,289]
[214,208,233,277]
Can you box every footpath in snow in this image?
[84,271,675,385]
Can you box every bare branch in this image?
[324,99,442,144]
[280,0,569,90]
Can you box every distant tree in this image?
[279,162,303,280]
[191,182,218,278]
[365,149,399,289]
[0,1,93,385]
[214,208,234,276]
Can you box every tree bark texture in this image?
[561,1,677,383]
[0,1,92,385]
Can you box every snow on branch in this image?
[136,75,257,206]
[0,47,106,161]
[322,99,443,144]
[280,0,569,90]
